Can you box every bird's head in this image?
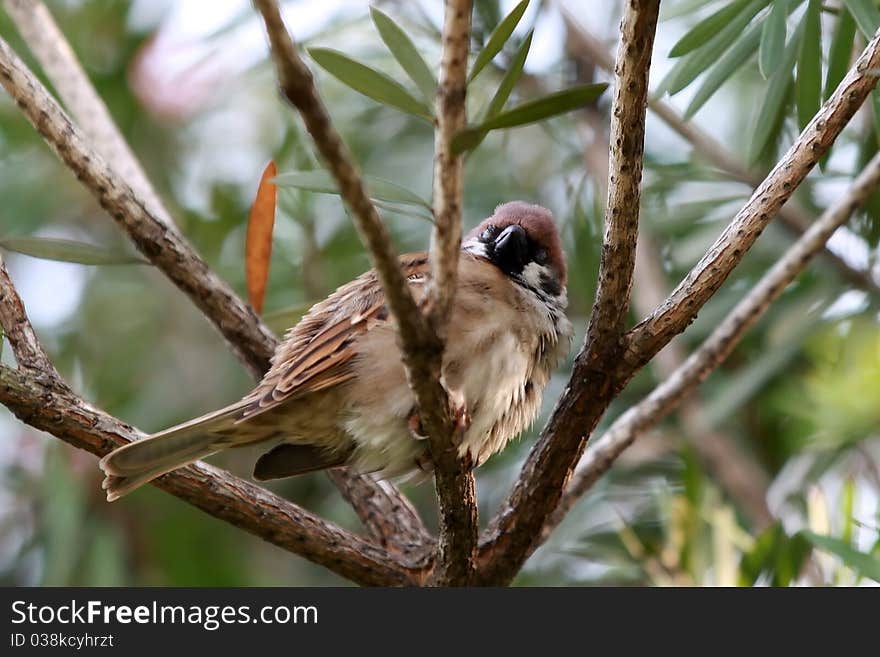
[463,201,567,303]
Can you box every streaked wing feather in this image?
[238,253,429,422]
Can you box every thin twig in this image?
[560,8,880,297]
[252,0,478,584]
[0,33,426,554]
[0,255,61,377]
[425,0,478,586]
[551,151,880,521]
[3,0,175,228]
[587,0,659,349]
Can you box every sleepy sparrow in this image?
[100,201,572,500]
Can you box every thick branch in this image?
[587,0,659,349]
[425,0,477,586]
[560,9,880,297]
[476,0,661,586]
[551,151,880,522]
[624,29,880,367]
[3,0,175,228]
[0,34,426,555]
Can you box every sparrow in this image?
[100,201,572,501]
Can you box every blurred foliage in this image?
[0,0,878,586]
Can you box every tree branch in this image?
[624,29,880,368]
[587,0,659,349]
[424,0,477,586]
[479,11,880,587]
[0,259,423,586]
[560,8,880,298]
[476,0,662,585]
[3,0,175,228]
[0,35,275,378]
[252,0,478,585]
[0,33,426,555]
[550,151,880,525]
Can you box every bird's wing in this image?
[238,252,429,421]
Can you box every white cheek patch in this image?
[521,262,567,308]
[462,238,488,258]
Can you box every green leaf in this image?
[273,170,432,209]
[484,30,533,120]
[796,0,822,130]
[308,47,432,120]
[669,0,752,57]
[841,0,880,38]
[370,7,437,105]
[660,0,771,96]
[760,1,787,78]
[749,20,804,163]
[825,7,857,101]
[0,236,148,265]
[685,17,764,118]
[469,0,530,83]
[452,83,608,153]
[801,531,880,582]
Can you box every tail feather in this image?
[100,407,242,501]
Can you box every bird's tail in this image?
[99,407,242,501]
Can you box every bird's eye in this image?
[534,248,549,265]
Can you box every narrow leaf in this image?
[801,531,880,582]
[796,0,822,130]
[469,0,530,83]
[669,0,752,57]
[686,17,764,118]
[760,1,787,78]
[245,161,277,314]
[484,30,533,120]
[370,7,437,105]
[841,0,880,38]
[482,83,608,129]
[0,236,147,265]
[308,47,432,119]
[825,7,857,101]
[453,83,608,154]
[660,0,771,96]
[273,170,432,209]
[749,20,804,163]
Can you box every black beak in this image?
[492,224,529,276]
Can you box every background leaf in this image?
[370,7,437,105]
[760,0,787,78]
[801,531,880,581]
[796,0,822,130]
[274,170,431,210]
[308,47,432,119]
[825,7,857,101]
[841,0,880,38]
[670,0,752,57]
[469,0,530,82]
[749,21,804,163]
[245,161,277,314]
[0,236,147,265]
